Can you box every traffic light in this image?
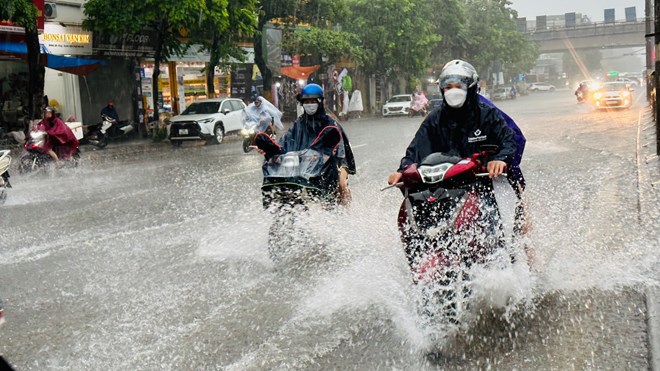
[608,71,619,77]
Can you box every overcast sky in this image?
[509,0,646,22]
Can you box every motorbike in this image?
[241,111,278,153]
[409,104,429,118]
[575,87,589,103]
[18,130,81,174]
[85,114,137,148]
[256,127,343,262]
[241,126,276,153]
[410,95,429,118]
[0,149,12,205]
[383,147,519,329]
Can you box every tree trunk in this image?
[25,28,44,136]
[151,20,166,135]
[254,21,273,102]
[206,33,219,98]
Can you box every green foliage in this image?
[0,0,38,31]
[342,0,440,78]
[283,27,365,65]
[457,0,538,77]
[83,0,210,61]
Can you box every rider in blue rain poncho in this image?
[255,83,356,206]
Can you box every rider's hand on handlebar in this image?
[388,172,402,185]
[250,146,265,155]
[487,160,507,178]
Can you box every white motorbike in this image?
[0,149,12,205]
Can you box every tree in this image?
[1,0,43,133]
[254,0,349,99]
[458,0,538,81]
[189,0,258,97]
[342,0,440,93]
[84,0,212,127]
[282,27,365,67]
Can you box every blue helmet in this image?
[298,83,324,102]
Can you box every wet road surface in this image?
[0,88,658,369]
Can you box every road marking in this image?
[352,143,368,149]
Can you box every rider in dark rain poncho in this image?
[388,60,532,253]
[388,59,523,190]
[255,83,356,206]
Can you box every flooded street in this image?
[1,89,658,369]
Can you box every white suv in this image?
[168,98,246,145]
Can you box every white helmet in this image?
[438,59,479,91]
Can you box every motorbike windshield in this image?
[263,149,325,180]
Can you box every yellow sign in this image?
[43,33,91,44]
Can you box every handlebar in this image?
[381,173,508,192]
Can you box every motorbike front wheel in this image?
[242,137,253,153]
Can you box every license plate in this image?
[179,129,188,135]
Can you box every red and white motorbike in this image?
[383,147,521,329]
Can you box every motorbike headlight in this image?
[418,163,453,184]
[240,128,248,135]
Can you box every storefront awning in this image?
[0,41,106,76]
[280,65,320,80]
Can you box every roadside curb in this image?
[638,108,660,371]
[647,286,660,371]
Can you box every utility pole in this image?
[647,0,654,102]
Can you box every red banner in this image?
[0,0,45,34]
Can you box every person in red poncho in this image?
[34,106,79,162]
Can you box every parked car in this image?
[168,98,246,146]
[615,77,639,88]
[592,82,633,109]
[382,94,413,117]
[528,82,556,92]
[427,93,443,110]
[491,86,516,101]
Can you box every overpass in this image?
[527,20,646,53]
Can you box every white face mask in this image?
[303,103,319,115]
[444,88,468,108]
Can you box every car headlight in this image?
[594,92,602,99]
[197,118,214,124]
[418,163,453,184]
[622,91,630,97]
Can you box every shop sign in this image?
[0,0,45,34]
[93,31,157,57]
[39,23,92,55]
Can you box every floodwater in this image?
[0,89,658,369]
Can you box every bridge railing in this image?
[525,18,647,34]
